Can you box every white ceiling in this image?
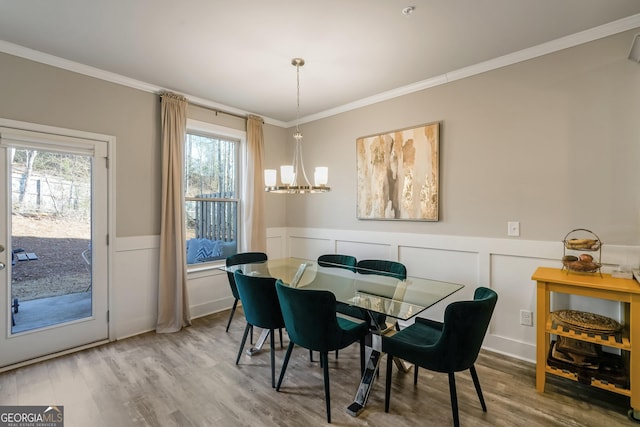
[1,1,640,125]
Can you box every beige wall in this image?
[282,29,640,245]
[262,123,289,227]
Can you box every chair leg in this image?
[276,342,295,391]
[308,350,332,364]
[414,365,419,385]
[270,329,276,388]
[235,323,251,365]
[448,372,460,427]
[250,325,254,345]
[279,328,284,349]
[469,365,487,412]
[385,354,393,412]
[225,299,238,332]
[321,352,331,423]
[360,337,365,375]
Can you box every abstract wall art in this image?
[356,122,440,221]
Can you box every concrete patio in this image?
[11,292,92,333]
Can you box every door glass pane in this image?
[10,149,92,333]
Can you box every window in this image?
[184,123,240,266]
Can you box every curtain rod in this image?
[159,94,260,122]
[189,101,248,121]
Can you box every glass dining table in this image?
[221,257,464,416]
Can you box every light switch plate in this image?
[507,221,520,237]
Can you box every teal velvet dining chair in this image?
[318,254,357,271]
[356,259,407,281]
[275,280,369,424]
[225,252,267,333]
[382,287,498,427]
[233,271,286,388]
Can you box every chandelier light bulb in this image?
[280,165,295,185]
[264,169,277,187]
[314,167,328,186]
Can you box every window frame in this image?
[184,119,245,271]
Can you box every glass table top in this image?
[223,257,464,321]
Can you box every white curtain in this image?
[157,93,191,333]
[241,115,266,252]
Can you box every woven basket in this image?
[551,309,622,334]
[556,336,601,358]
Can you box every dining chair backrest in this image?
[233,271,284,330]
[356,259,407,280]
[317,254,357,272]
[436,287,498,372]
[225,252,268,299]
[383,287,498,425]
[275,280,345,352]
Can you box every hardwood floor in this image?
[0,310,633,426]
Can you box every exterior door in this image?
[0,122,110,369]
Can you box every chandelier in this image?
[264,58,330,194]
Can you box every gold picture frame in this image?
[356,122,440,221]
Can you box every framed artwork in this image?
[356,122,440,221]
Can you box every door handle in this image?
[0,244,4,253]
[0,262,5,270]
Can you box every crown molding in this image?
[0,40,160,93]
[291,14,640,126]
[445,13,640,84]
[2,13,639,129]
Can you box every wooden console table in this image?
[531,267,640,421]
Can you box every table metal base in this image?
[246,329,270,356]
[346,331,411,417]
[347,334,382,417]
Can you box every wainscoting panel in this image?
[112,228,639,363]
[275,227,640,362]
[288,235,333,260]
[113,235,160,339]
[399,245,481,321]
[266,228,287,259]
[187,268,233,320]
[335,240,396,261]
[488,254,556,359]
[400,246,479,288]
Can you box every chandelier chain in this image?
[296,61,300,132]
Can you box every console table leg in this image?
[535,282,549,392]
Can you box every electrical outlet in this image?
[508,221,520,237]
[520,309,533,326]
